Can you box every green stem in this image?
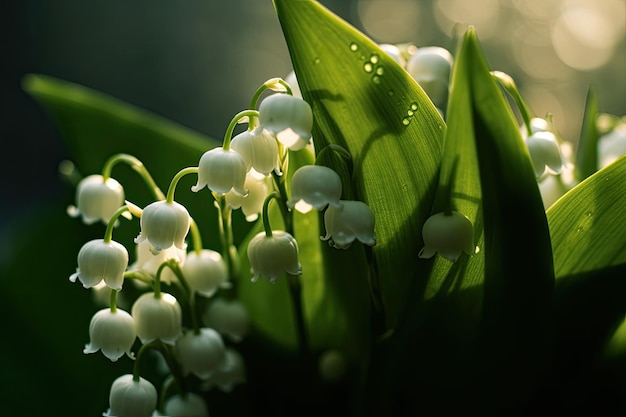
[103,205,131,243]
[223,110,260,150]
[133,340,187,393]
[261,192,282,237]
[215,196,239,285]
[154,262,167,298]
[166,260,200,335]
[123,270,154,287]
[109,289,118,313]
[287,273,309,357]
[102,153,165,201]
[166,167,199,204]
[189,217,203,256]
[249,78,293,110]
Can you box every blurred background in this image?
[0,0,624,414]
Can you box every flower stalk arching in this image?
[249,78,293,112]
[215,195,240,286]
[103,205,131,243]
[223,109,261,149]
[491,71,534,137]
[189,217,203,257]
[102,153,166,201]
[166,167,199,204]
[133,340,187,394]
[164,259,201,335]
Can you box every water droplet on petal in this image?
[350,42,359,52]
[370,54,379,64]
[314,57,321,65]
[410,102,419,111]
[402,118,411,126]
[376,66,384,75]
[363,62,373,73]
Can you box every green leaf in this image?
[273,0,445,330]
[575,85,600,181]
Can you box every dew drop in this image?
[370,54,379,64]
[576,226,584,233]
[350,42,359,52]
[407,110,414,116]
[388,89,395,96]
[372,75,381,84]
[376,66,384,75]
[410,102,419,111]
[402,117,411,126]
[363,62,373,73]
[313,57,321,65]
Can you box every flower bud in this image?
[131,292,182,345]
[134,200,191,254]
[104,374,157,417]
[406,46,453,110]
[192,147,248,196]
[259,93,313,151]
[247,230,301,282]
[70,238,129,290]
[83,308,136,362]
[230,127,281,175]
[418,211,476,262]
[182,249,228,298]
[164,392,209,417]
[379,43,406,66]
[321,200,376,249]
[287,165,342,213]
[67,174,124,225]
[176,328,226,379]
[525,130,564,178]
[204,298,250,342]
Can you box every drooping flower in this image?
[130,240,186,285]
[182,249,228,298]
[67,174,125,225]
[247,230,302,282]
[204,298,250,342]
[321,200,376,249]
[201,348,246,393]
[176,328,226,379]
[134,200,191,254]
[70,238,129,290]
[287,165,342,213]
[131,292,182,345]
[406,46,454,111]
[225,171,269,222]
[379,43,406,66]
[104,374,157,417]
[258,93,313,151]
[163,392,209,417]
[191,147,248,196]
[83,308,136,362]
[230,126,281,175]
[524,130,564,178]
[418,211,476,262]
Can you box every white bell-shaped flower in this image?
[418,211,476,262]
[247,230,302,282]
[379,43,406,66]
[321,200,376,249]
[191,147,248,196]
[70,238,129,290]
[230,127,281,175]
[226,172,269,222]
[598,122,626,169]
[204,298,250,342]
[130,240,186,285]
[131,292,182,345]
[83,308,136,362]
[406,46,454,110]
[164,392,209,417]
[202,348,246,393]
[259,93,313,151]
[182,249,228,298]
[525,130,564,178]
[287,165,343,213]
[176,327,226,379]
[135,200,190,254]
[67,174,125,225]
[104,374,157,417]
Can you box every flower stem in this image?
[102,153,165,201]
[287,273,309,357]
[249,77,293,110]
[260,192,282,237]
[103,205,131,243]
[166,167,199,204]
[189,217,203,256]
[215,195,240,286]
[109,289,118,313]
[166,260,201,335]
[223,110,260,150]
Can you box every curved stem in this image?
[261,192,282,237]
[103,205,131,243]
[166,167,199,204]
[123,270,154,287]
[102,153,165,201]
[189,217,203,256]
[166,260,200,335]
[215,195,239,285]
[223,110,260,150]
[249,78,293,111]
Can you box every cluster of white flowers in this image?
[65,77,377,416]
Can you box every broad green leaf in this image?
[575,86,600,181]
[273,0,445,330]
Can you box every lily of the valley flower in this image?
[192,147,248,196]
[131,292,182,345]
[225,172,269,222]
[258,93,313,151]
[418,211,476,262]
[182,249,228,298]
[70,239,129,290]
[204,298,250,342]
[287,165,343,213]
[130,240,186,285]
[406,46,454,111]
[67,174,125,225]
[230,126,281,175]
[321,200,376,249]
[164,393,209,417]
[247,230,301,282]
[525,130,564,178]
[83,308,136,362]
[598,122,626,169]
[134,200,191,254]
[176,328,227,379]
[201,348,246,393]
[104,374,157,417]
